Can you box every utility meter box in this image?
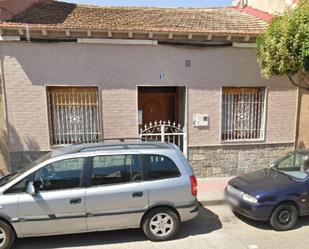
[193,114,209,127]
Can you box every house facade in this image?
[0,1,299,177]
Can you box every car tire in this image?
[269,203,298,231]
[0,220,15,249]
[142,207,180,241]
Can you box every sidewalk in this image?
[197,177,232,206]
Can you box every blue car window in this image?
[275,152,309,180]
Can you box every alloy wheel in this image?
[0,227,7,247]
[149,213,174,237]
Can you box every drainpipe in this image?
[294,86,302,150]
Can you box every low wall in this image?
[188,143,294,177]
[10,151,49,172]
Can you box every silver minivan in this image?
[0,140,199,249]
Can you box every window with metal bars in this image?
[221,87,266,142]
[47,87,102,145]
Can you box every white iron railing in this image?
[139,120,186,156]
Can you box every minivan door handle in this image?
[70,198,81,205]
[132,192,143,198]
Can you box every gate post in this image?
[160,124,165,142]
[183,131,188,158]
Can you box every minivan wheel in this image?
[270,204,298,231]
[0,221,15,249]
[142,207,180,241]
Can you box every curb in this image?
[198,199,226,206]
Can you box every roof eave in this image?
[0,25,263,43]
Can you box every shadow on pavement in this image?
[14,205,222,249]
[177,204,222,239]
[233,210,309,231]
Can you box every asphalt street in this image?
[13,204,309,249]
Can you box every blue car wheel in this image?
[269,203,298,231]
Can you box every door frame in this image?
[136,85,188,158]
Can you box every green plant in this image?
[257,0,309,89]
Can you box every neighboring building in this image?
[0,1,298,176]
[232,0,299,14]
[0,0,40,21]
[297,86,309,149]
[233,0,309,151]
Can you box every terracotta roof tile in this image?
[233,4,273,22]
[0,1,269,35]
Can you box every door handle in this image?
[70,198,81,205]
[132,192,143,198]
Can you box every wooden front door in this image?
[138,87,179,126]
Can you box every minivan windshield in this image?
[0,152,52,187]
[272,152,309,180]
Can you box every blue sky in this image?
[61,0,233,7]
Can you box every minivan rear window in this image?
[141,155,181,180]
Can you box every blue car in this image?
[225,150,309,231]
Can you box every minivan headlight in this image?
[242,194,258,204]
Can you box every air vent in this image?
[185,60,191,68]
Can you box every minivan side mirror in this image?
[26,182,36,196]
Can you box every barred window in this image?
[47,87,102,145]
[221,87,266,142]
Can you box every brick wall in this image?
[10,151,48,172]
[0,42,298,174]
[2,53,50,152]
[102,88,138,138]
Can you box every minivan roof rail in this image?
[73,137,158,145]
[52,138,174,157]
